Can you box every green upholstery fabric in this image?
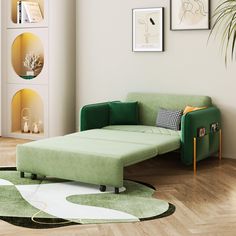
[18,93,220,189]
[109,102,139,125]
[80,102,111,131]
[181,107,221,165]
[17,129,180,187]
[79,93,220,167]
[75,129,180,158]
[80,93,212,131]
[103,125,180,137]
[126,93,212,126]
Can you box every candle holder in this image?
[32,122,40,134]
[21,108,31,133]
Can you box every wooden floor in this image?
[0,137,236,236]
[0,138,29,167]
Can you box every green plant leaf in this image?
[210,0,236,65]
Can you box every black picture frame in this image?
[132,7,164,52]
[170,0,211,31]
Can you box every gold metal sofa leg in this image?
[193,137,197,175]
[219,129,222,161]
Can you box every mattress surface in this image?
[16,128,180,186]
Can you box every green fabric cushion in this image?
[73,129,180,158]
[103,125,180,136]
[109,102,139,125]
[17,129,180,187]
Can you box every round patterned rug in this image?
[0,168,175,229]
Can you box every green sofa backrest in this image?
[126,93,212,126]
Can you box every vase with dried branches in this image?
[210,0,236,64]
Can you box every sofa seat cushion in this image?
[69,129,180,165]
[100,127,180,157]
[103,125,181,136]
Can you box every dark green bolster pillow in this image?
[109,102,139,125]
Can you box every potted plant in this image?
[210,0,236,64]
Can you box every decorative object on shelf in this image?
[38,120,43,132]
[132,7,164,52]
[24,1,43,23]
[17,1,43,24]
[209,0,236,64]
[170,0,210,30]
[17,1,22,24]
[21,108,31,133]
[20,75,36,80]
[32,122,40,134]
[23,52,43,76]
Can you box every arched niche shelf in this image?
[12,32,44,80]
[11,89,44,134]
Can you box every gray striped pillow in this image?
[156,108,183,131]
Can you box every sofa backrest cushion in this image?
[126,93,212,126]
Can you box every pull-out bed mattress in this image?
[17,126,181,188]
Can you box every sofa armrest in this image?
[181,106,221,165]
[80,102,110,131]
[80,101,120,131]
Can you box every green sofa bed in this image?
[17,93,221,193]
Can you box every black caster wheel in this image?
[31,174,37,180]
[115,187,120,194]
[100,185,106,192]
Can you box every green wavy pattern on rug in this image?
[67,181,169,224]
[0,171,58,219]
[0,171,68,185]
[0,170,173,227]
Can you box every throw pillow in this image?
[156,108,183,131]
[183,106,206,114]
[109,102,139,125]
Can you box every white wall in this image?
[76,0,236,159]
[0,0,1,136]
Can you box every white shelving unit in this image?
[1,0,76,140]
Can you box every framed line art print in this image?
[132,8,164,52]
[170,0,210,30]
